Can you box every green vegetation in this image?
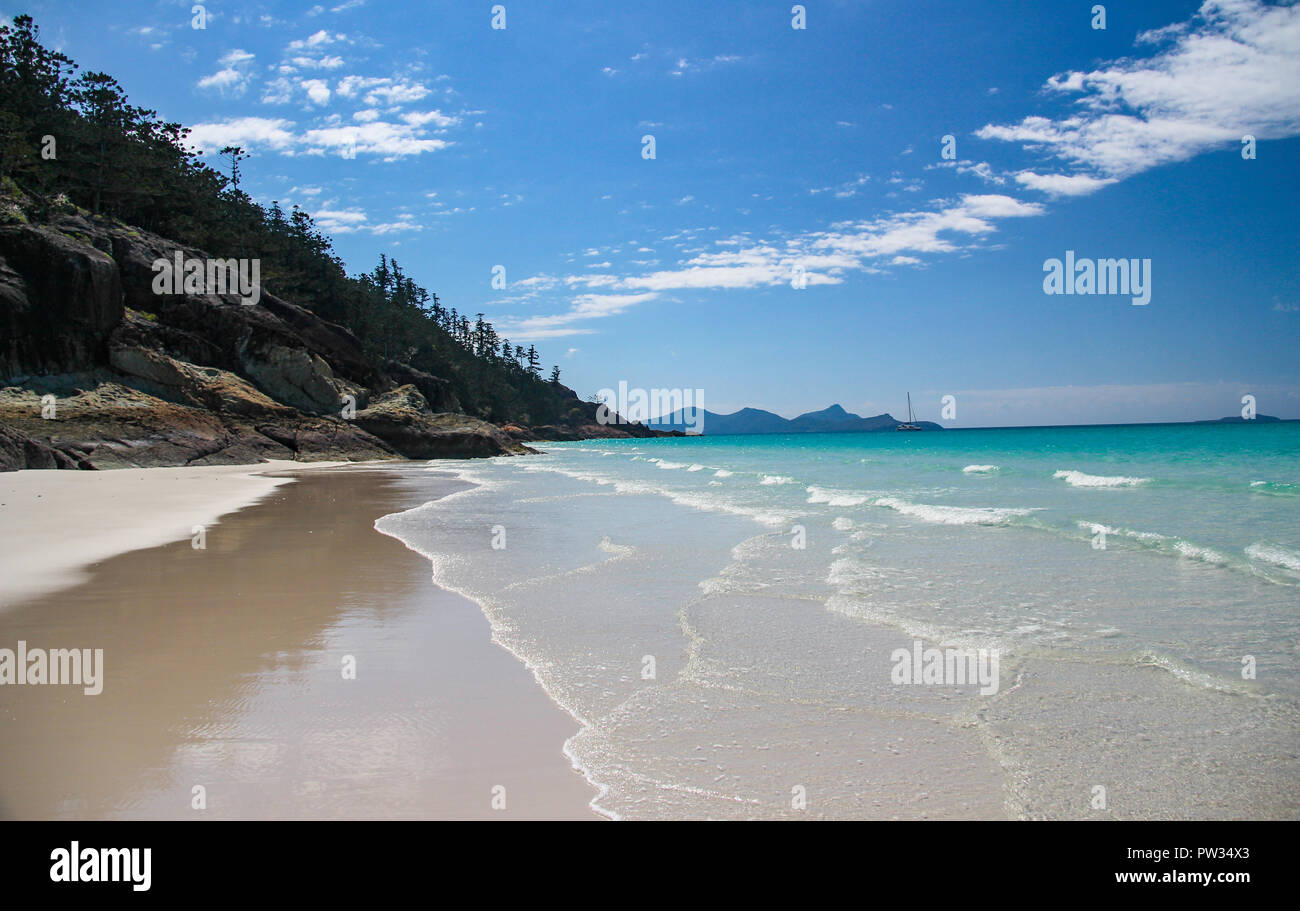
[0,14,576,426]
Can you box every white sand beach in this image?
[0,460,327,606]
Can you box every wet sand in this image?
[0,464,599,820]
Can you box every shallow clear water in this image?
[376,423,1300,819]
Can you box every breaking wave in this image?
[1054,469,1150,488]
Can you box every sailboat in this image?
[895,392,922,431]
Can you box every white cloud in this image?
[401,110,459,130]
[262,74,349,106]
[958,161,1004,185]
[978,0,1300,192]
[514,275,560,290]
[669,53,746,77]
[1013,170,1118,196]
[502,292,660,338]
[501,327,598,340]
[812,194,1044,261]
[288,30,344,50]
[260,77,293,105]
[369,220,422,235]
[187,117,296,152]
[276,29,351,74]
[513,192,1043,331]
[315,207,367,226]
[197,49,255,95]
[811,173,871,198]
[302,78,331,105]
[290,54,344,70]
[336,74,430,107]
[186,114,453,161]
[300,121,451,160]
[310,207,421,236]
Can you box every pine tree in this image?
[70,71,131,214]
[219,145,246,191]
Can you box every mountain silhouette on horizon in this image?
[647,402,943,435]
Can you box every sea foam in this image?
[1075,521,1229,566]
[806,486,871,507]
[1054,469,1150,488]
[1246,542,1300,576]
[1250,480,1300,497]
[873,497,1036,526]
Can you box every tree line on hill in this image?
[0,14,581,427]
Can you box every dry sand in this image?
[0,462,598,819]
[0,460,324,606]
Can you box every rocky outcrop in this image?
[382,360,461,414]
[0,223,124,377]
[353,385,533,459]
[236,342,352,415]
[108,338,292,418]
[0,210,671,470]
[521,422,682,442]
[0,381,395,470]
[100,218,375,413]
[0,422,81,471]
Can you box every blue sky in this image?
[16,0,1300,424]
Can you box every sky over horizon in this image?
[12,0,1300,425]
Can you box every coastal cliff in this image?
[0,210,664,470]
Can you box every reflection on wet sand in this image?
[0,466,598,820]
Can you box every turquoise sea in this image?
[377,422,1300,819]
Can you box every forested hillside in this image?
[0,15,668,470]
[0,14,584,428]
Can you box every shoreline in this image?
[0,460,599,820]
[371,474,617,819]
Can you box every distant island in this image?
[644,406,1290,436]
[1195,414,1282,423]
[647,403,943,435]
